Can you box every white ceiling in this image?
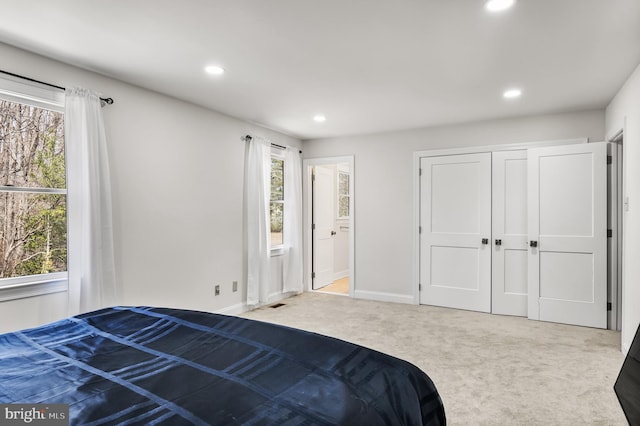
[0,1,638,140]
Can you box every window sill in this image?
[0,272,68,302]
[270,247,285,257]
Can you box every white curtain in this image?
[283,148,303,293]
[245,137,271,306]
[65,87,117,314]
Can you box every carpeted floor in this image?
[241,292,627,425]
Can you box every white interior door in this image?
[312,166,334,289]
[492,150,529,317]
[420,153,492,312]
[527,142,608,328]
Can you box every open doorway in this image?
[303,156,354,297]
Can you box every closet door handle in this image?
[529,240,538,248]
[481,238,489,245]
[495,239,502,246]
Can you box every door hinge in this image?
[607,302,612,311]
[419,226,422,234]
[419,284,422,291]
[312,223,316,230]
[419,168,422,176]
[607,155,612,164]
[607,229,613,238]
[312,272,316,279]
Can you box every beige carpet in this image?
[241,292,627,425]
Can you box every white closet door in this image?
[420,153,492,312]
[492,150,528,317]
[527,142,608,328]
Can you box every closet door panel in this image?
[420,153,491,313]
[492,151,528,317]
[527,142,607,329]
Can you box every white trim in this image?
[314,289,350,297]
[216,302,251,316]
[267,290,299,304]
[412,152,422,306]
[0,78,68,304]
[354,289,414,304]
[0,272,68,302]
[0,74,64,112]
[606,127,624,144]
[219,291,300,316]
[606,129,624,333]
[607,143,620,330]
[303,156,355,299]
[333,269,349,281]
[270,247,285,257]
[0,186,66,194]
[412,137,589,305]
[414,137,587,159]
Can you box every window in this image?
[270,153,284,248]
[0,77,66,296]
[337,169,350,219]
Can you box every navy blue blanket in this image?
[0,307,445,425]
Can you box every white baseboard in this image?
[217,291,300,316]
[333,270,349,281]
[216,303,250,316]
[353,289,414,305]
[267,291,299,304]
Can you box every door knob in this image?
[529,240,538,248]
[495,239,502,246]
[481,238,489,245]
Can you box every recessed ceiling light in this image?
[503,88,522,99]
[205,65,225,76]
[485,0,515,12]
[313,114,326,123]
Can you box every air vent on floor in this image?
[270,303,286,309]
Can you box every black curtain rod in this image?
[243,134,302,154]
[0,69,114,105]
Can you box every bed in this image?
[0,306,445,425]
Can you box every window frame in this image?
[269,148,285,256]
[0,76,68,301]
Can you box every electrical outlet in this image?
[232,281,238,292]
[215,285,220,296]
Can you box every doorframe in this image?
[303,156,355,297]
[412,138,587,305]
[608,128,624,331]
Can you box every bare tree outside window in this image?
[270,157,284,247]
[0,99,66,278]
[338,171,350,218]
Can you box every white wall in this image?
[606,62,640,353]
[0,42,301,332]
[303,110,605,302]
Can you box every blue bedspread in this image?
[0,307,445,425]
